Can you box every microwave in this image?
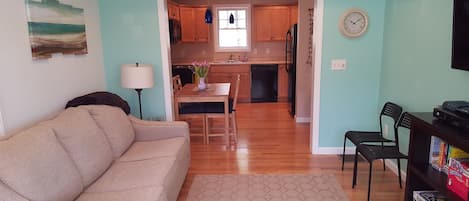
[169,19,181,44]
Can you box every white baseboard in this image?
[315,146,355,155]
[295,117,310,123]
[384,159,407,182]
[313,147,406,180]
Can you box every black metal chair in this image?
[342,102,403,171]
[352,112,412,201]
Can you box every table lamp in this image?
[121,63,154,119]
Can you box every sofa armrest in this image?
[129,115,190,142]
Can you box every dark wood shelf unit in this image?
[409,166,463,201]
[405,112,469,201]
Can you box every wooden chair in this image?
[204,74,240,144]
[173,75,207,143]
[172,75,183,92]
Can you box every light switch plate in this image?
[331,59,347,70]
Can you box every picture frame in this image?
[25,0,88,60]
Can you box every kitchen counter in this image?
[171,59,290,103]
[172,60,289,66]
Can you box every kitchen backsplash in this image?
[170,41,286,63]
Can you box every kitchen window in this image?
[214,5,251,52]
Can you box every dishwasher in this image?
[251,64,278,103]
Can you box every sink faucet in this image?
[228,54,234,61]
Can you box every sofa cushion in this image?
[118,137,190,201]
[85,157,174,193]
[160,141,190,201]
[0,126,83,201]
[76,186,164,201]
[79,105,135,158]
[42,107,113,187]
[117,137,186,162]
[0,182,28,201]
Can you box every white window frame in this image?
[213,4,251,52]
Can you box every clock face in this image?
[339,9,368,38]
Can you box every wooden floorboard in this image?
[177,102,404,201]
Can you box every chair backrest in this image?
[397,112,412,129]
[172,75,183,93]
[393,112,412,152]
[379,102,403,138]
[380,102,403,123]
[232,74,241,111]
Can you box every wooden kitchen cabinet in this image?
[270,7,290,40]
[179,6,209,42]
[168,2,180,20]
[207,65,251,102]
[278,64,289,102]
[289,5,298,26]
[194,7,209,42]
[253,7,272,41]
[253,6,290,41]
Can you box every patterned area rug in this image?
[186,174,349,201]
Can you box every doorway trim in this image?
[157,0,174,121]
[157,0,326,150]
[311,0,323,154]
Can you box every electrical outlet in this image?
[331,59,347,70]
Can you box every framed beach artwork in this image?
[25,0,87,60]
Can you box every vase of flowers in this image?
[192,60,210,90]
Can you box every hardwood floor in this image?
[177,102,404,201]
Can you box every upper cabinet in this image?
[253,5,297,41]
[289,5,298,26]
[180,6,209,43]
[168,2,180,20]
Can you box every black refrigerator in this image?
[285,24,297,117]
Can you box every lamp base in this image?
[135,89,143,119]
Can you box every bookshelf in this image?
[405,112,469,201]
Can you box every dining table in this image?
[174,83,231,144]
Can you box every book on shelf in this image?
[448,146,469,160]
[429,136,442,171]
[413,190,449,201]
[429,137,448,172]
[429,137,469,174]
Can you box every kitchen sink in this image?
[210,60,247,65]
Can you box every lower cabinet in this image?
[207,65,251,102]
[278,64,289,102]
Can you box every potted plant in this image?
[192,60,210,90]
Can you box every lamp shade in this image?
[121,63,154,89]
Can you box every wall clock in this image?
[339,8,369,38]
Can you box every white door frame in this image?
[157,0,175,121]
[156,0,324,153]
[311,0,323,154]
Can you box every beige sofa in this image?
[0,105,190,201]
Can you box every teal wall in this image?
[98,0,166,120]
[319,0,386,147]
[379,0,469,171]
